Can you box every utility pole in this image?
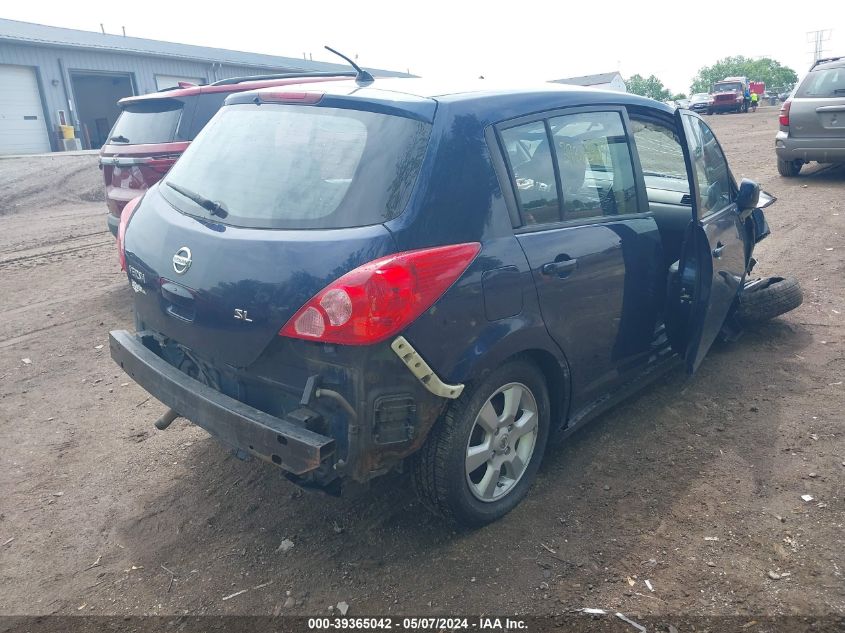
[806,29,832,64]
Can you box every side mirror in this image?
[736,178,760,210]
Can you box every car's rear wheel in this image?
[737,276,803,325]
[412,359,550,527]
[777,158,803,177]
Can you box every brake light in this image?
[259,91,323,104]
[779,100,791,127]
[280,243,481,345]
[117,195,143,271]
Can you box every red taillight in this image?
[279,243,481,345]
[117,196,142,271]
[779,100,791,127]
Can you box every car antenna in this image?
[324,46,374,85]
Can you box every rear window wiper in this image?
[165,181,229,219]
[109,135,130,143]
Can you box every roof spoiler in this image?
[210,71,357,86]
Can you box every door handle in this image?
[712,242,725,258]
[541,258,578,278]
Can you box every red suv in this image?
[100,72,355,235]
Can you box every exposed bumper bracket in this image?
[109,330,335,475]
[391,336,464,400]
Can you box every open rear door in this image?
[672,109,748,373]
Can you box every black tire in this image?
[412,359,550,527]
[777,158,803,177]
[705,109,712,115]
[736,277,803,325]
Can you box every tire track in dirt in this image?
[0,237,113,268]
[0,281,127,320]
[0,229,110,258]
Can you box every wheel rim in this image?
[465,382,539,503]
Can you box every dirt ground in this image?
[0,107,843,625]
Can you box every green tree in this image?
[690,56,798,94]
[626,74,671,101]
[670,92,688,100]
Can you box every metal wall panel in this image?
[0,41,290,142]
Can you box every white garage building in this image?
[0,18,408,154]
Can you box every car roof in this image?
[225,77,673,123]
[810,57,845,71]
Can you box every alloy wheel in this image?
[465,382,539,502]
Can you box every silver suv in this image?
[776,57,845,176]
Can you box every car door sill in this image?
[552,353,681,444]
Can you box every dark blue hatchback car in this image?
[110,77,794,526]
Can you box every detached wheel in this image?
[412,359,550,527]
[777,158,803,177]
[737,276,803,325]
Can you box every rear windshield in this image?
[109,99,184,145]
[160,104,432,229]
[796,67,845,98]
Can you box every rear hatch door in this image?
[100,97,195,213]
[123,94,434,367]
[789,65,845,138]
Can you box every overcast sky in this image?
[4,1,844,94]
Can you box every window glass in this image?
[681,116,733,216]
[629,119,686,180]
[187,93,228,138]
[549,111,638,220]
[795,67,845,98]
[109,99,183,145]
[500,122,560,225]
[713,82,743,93]
[161,103,431,229]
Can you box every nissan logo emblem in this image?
[172,247,192,274]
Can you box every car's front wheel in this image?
[777,158,803,177]
[412,359,550,527]
[737,276,803,325]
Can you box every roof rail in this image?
[810,56,843,69]
[210,71,357,86]
[152,84,204,93]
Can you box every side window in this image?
[549,111,638,221]
[500,122,560,226]
[681,116,733,215]
[186,94,227,139]
[629,118,687,181]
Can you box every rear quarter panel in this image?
[388,102,569,396]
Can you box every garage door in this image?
[0,65,51,155]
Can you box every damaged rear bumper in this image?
[109,329,335,475]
